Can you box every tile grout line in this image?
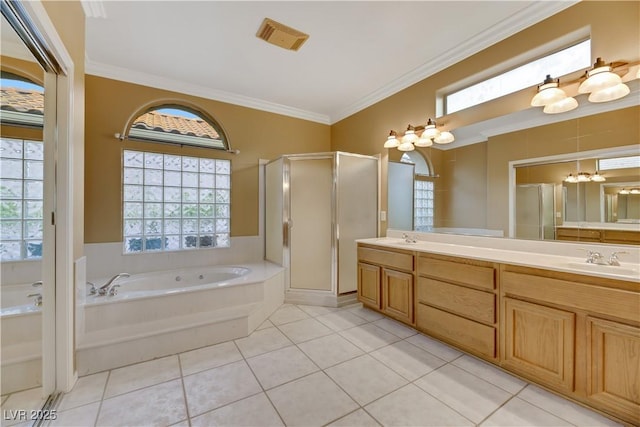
[176,353,193,427]
[92,369,111,427]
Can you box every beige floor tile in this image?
[346,306,385,322]
[405,333,463,361]
[191,393,283,427]
[267,372,358,427]
[234,327,292,358]
[370,340,446,381]
[327,409,381,427]
[277,317,333,344]
[97,379,186,427]
[415,364,512,423]
[58,372,108,411]
[50,402,100,427]
[255,319,274,330]
[1,387,47,427]
[168,420,190,427]
[316,311,368,331]
[297,333,364,369]
[182,360,262,417]
[480,397,572,426]
[179,341,243,376]
[372,317,417,338]
[339,323,401,352]
[518,384,623,426]
[365,384,473,426]
[268,304,310,325]
[104,355,180,398]
[298,305,340,317]
[325,354,407,405]
[246,346,319,390]
[452,354,526,394]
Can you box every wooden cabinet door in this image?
[358,262,381,309]
[382,268,413,324]
[586,316,640,422]
[503,298,575,392]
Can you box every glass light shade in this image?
[578,66,622,93]
[564,174,578,183]
[576,172,591,182]
[422,125,440,139]
[588,83,630,103]
[401,129,418,144]
[433,131,455,144]
[397,141,415,152]
[619,189,630,194]
[631,188,640,195]
[384,134,400,148]
[531,78,566,107]
[543,96,578,114]
[590,171,606,182]
[415,135,433,147]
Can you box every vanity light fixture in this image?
[579,58,630,103]
[531,75,578,114]
[619,189,630,194]
[564,173,578,183]
[383,119,455,151]
[563,171,606,183]
[631,188,640,195]
[590,171,606,182]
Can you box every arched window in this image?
[1,72,44,260]
[128,105,229,151]
[121,104,231,253]
[401,151,435,231]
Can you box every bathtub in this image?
[77,261,284,375]
[1,283,43,394]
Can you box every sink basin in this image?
[562,262,639,277]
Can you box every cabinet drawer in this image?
[417,277,495,325]
[556,228,601,241]
[417,256,495,290]
[358,246,413,272]
[602,229,640,245]
[416,303,496,359]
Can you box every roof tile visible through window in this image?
[132,110,220,140]
[1,88,44,115]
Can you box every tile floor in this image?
[1,303,623,427]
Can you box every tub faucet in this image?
[585,251,607,265]
[607,251,628,266]
[99,273,130,296]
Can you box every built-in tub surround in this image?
[384,229,640,281]
[77,261,284,375]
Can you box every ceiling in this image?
[82,1,577,125]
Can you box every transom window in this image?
[446,39,591,114]
[598,155,640,171]
[0,138,44,260]
[128,105,229,151]
[122,150,231,253]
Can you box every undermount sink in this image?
[562,261,639,277]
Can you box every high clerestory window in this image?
[445,39,591,114]
[0,73,44,261]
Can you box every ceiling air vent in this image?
[256,18,309,51]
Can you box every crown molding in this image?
[81,1,107,19]
[330,0,579,124]
[85,58,331,125]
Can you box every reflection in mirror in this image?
[515,150,640,245]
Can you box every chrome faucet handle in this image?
[86,281,97,295]
[108,284,120,296]
[32,281,43,287]
[608,251,629,266]
[27,293,42,307]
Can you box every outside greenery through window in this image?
[122,150,231,253]
[0,138,44,260]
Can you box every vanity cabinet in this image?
[415,254,498,360]
[357,245,414,325]
[556,227,640,245]
[501,264,640,424]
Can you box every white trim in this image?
[508,145,640,238]
[85,59,331,125]
[80,0,107,19]
[21,0,77,393]
[330,1,579,123]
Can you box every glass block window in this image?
[414,179,434,232]
[0,138,44,261]
[122,150,230,253]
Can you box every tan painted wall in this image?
[331,1,640,236]
[85,76,330,243]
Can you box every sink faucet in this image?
[99,273,130,296]
[402,233,417,243]
[607,251,628,266]
[585,251,607,265]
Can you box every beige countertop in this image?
[358,236,640,282]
